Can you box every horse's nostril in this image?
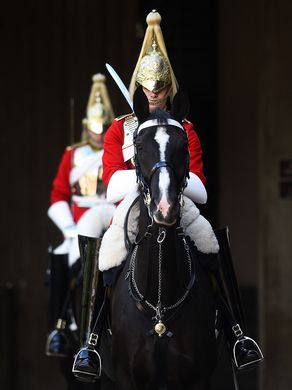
[157,200,170,218]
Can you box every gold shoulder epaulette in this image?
[66,140,88,151]
[115,113,134,121]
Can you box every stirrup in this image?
[45,329,70,357]
[72,346,102,383]
[233,335,264,370]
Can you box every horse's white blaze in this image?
[154,127,170,217]
[158,168,170,217]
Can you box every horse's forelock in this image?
[148,108,171,123]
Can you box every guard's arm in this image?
[106,170,137,203]
[183,172,207,204]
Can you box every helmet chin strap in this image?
[148,97,168,107]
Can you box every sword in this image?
[105,63,133,111]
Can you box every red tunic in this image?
[50,148,89,222]
[102,116,206,186]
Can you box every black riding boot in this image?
[214,227,264,370]
[46,251,80,357]
[72,235,106,383]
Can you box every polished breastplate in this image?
[70,145,106,207]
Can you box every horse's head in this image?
[133,86,190,226]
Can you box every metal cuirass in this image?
[70,144,106,208]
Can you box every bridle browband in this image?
[133,117,190,206]
[137,118,184,133]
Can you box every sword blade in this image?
[106,63,133,111]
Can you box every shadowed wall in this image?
[0,1,138,389]
[219,1,292,389]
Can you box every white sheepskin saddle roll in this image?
[99,189,219,272]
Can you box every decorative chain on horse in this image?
[126,224,195,335]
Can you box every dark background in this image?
[0,1,262,389]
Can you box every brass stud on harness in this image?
[154,321,166,337]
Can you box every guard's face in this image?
[86,129,105,149]
[142,86,170,112]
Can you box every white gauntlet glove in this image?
[183,172,207,204]
[106,170,138,203]
[47,201,77,238]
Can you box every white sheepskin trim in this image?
[99,224,128,271]
[181,197,219,254]
[99,188,139,271]
[99,192,219,271]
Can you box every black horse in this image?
[102,87,219,390]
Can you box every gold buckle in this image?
[232,324,243,338]
[88,333,98,346]
[56,318,66,330]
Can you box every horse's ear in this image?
[133,85,149,122]
[170,87,190,122]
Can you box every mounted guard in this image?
[72,9,263,385]
[45,73,116,360]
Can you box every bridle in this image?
[133,118,190,208]
[126,117,195,338]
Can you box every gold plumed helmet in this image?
[129,10,178,102]
[83,73,115,135]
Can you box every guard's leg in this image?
[46,251,73,357]
[72,235,106,383]
[214,227,264,370]
[46,252,80,357]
